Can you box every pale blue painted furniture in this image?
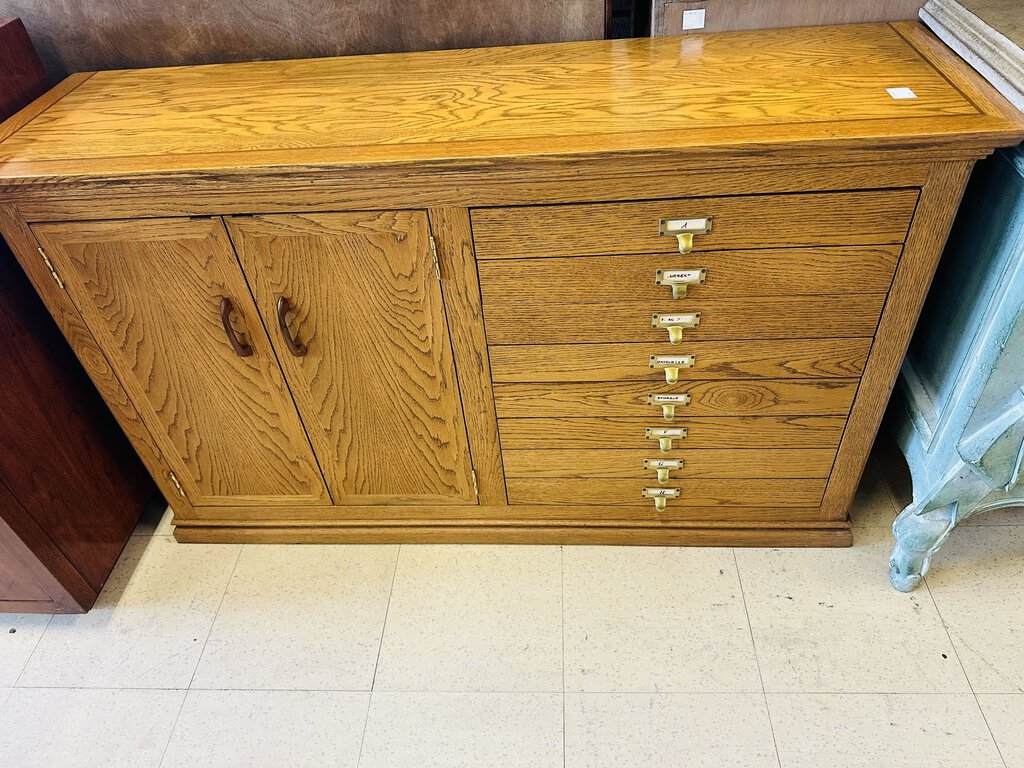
[888,143,1024,591]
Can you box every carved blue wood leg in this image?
[890,501,959,592]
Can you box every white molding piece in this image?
[920,0,1024,112]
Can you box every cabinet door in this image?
[32,218,330,507]
[227,212,476,505]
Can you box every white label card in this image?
[886,87,917,100]
[682,9,706,30]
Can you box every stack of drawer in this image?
[472,188,918,514]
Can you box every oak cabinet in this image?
[1,23,1022,546]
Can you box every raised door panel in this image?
[227,212,476,505]
[32,218,329,507]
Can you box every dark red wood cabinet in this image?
[0,17,155,613]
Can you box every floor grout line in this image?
[732,548,783,768]
[155,689,190,768]
[876,456,1009,765]
[185,544,243,692]
[924,577,1009,768]
[560,545,567,768]
[154,543,244,767]
[10,614,52,689]
[356,544,402,768]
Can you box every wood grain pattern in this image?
[5,162,935,223]
[0,204,186,516]
[427,207,507,505]
[1,24,1022,181]
[478,246,902,305]
[820,160,977,519]
[489,339,871,382]
[0,234,152,593]
[497,415,848,449]
[173,501,835,524]
[483,295,887,344]
[227,212,475,505]
[173,523,852,547]
[471,189,918,259]
[0,23,1020,547]
[493,379,858,418]
[507,477,827,506]
[33,217,329,507]
[503,448,836,479]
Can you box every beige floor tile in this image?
[0,614,49,686]
[18,536,240,688]
[0,687,184,768]
[978,694,1024,768]
[563,547,760,692]
[360,692,562,768]
[847,458,900,528]
[768,693,1003,768]
[191,545,397,690]
[927,526,1024,693]
[565,693,777,768]
[0,688,10,710]
[161,689,368,768]
[737,529,969,692]
[374,546,562,692]
[964,507,1024,525]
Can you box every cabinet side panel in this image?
[820,161,975,519]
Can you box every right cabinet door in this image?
[227,212,476,505]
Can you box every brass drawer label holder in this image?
[659,217,712,254]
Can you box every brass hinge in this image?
[167,470,186,498]
[429,236,441,281]
[37,247,64,290]
[471,469,479,496]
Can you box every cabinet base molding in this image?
[172,521,853,547]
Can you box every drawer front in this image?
[484,295,885,345]
[497,416,847,449]
[477,246,901,304]
[489,339,870,383]
[506,477,827,507]
[493,379,858,417]
[503,448,836,479]
[471,189,918,259]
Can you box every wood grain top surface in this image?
[0,22,1022,180]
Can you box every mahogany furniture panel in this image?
[0,23,1021,546]
[0,17,153,613]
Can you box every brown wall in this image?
[653,0,924,36]
[0,0,605,81]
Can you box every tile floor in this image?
[0,454,1022,767]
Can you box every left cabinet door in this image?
[32,218,331,507]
